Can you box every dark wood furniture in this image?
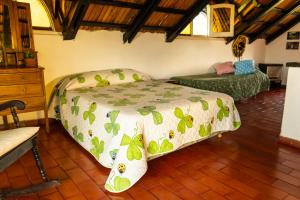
[258,63,283,84]
[0,0,35,66]
[0,67,49,133]
[286,62,300,68]
[0,100,59,199]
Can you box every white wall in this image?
[265,22,300,141]
[281,67,300,141]
[265,23,300,85]
[1,30,266,123]
[35,30,266,88]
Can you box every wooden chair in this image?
[0,100,59,199]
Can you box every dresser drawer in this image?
[0,84,43,98]
[0,72,41,85]
[0,96,45,115]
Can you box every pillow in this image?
[65,68,152,90]
[213,62,235,75]
[234,60,256,75]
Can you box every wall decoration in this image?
[232,35,247,61]
[286,42,299,50]
[287,31,300,40]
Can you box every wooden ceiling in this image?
[47,0,300,44]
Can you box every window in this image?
[16,0,52,30]
[181,11,208,36]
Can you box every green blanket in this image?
[171,70,270,101]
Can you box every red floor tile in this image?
[40,192,64,200]
[150,186,182,200]
[76,180,107,200]
[57,180,81,199]
[56,158,78,171]
[202,190,227,200]
[2,88,300,200]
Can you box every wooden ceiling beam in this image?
[80,21,170,31]
[63,0,89,40]
[249,2,300,44]
[226,0,284,44]
[238,0,252,13]
[233,0,252,23]
[266,13,300,44]
[89,0,187,15]
[123,0,161,43]
[166,0,208,42]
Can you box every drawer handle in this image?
[21,76,25,80]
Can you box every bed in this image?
[171,69,270,101]
[48,69,241,193]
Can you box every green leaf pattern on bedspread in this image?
[75,88,96,93]
[147,138,174,154]
[63,120,68,131]
[105,111,120,135]
[174,107,194,134]
[83,102,97,125]
[132,73,143,82]
[156,91,180,98]
[216,98,230,121]
[77,75,85,83]
[199,123,212,137]
[137,106,163,125]
[121,134,144,161]
[72,126,84,142]
[90,137,104,160]
[105,176,131,192]
[70,73,85,83]
[60,90,67,106]
[71,96,80,115]
[95,75,110,87]
[111,69,125,80]
[51,77,241,193]
[107,99,136,106]
[188,96,209,111]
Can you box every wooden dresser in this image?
[0,67,49,132]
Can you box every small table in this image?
[258,63,283,84]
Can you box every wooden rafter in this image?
[238,0,252,13]
[249,1,300,44]
[51,0,299,43]
[63,0,89,40]
[81,21,170,31]
[54,0,59,18]
[266,13,300,44]
[89,0,186,15]
[166,0,208,42]
[123,0,161,43]
[226,0,284,44]
[37,0,62,31]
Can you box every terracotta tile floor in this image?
[2,88,300,200]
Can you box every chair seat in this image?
[0,127,40,157]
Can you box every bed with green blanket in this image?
[171,70,270,101]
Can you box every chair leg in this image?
[0,138,60,199]
[0,180,60,199]
[31,138,49,182]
